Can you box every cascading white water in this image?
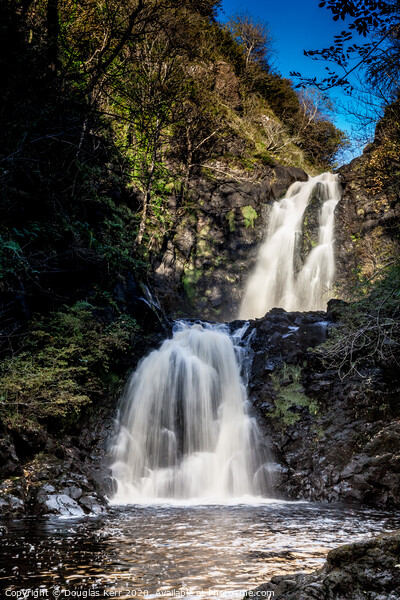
[111,322,272,503]
[110,172,340,504]
[239,173,340,319]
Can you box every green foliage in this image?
[297,0,400,97]
[0,0,342,306]
[254,152,275,167]
[0,303,139,428]
[0,0,347,412]
[224,12,274,72]
[260,75,301,121]
[271,363,318,427]
[0,235,29,281]
[298,117,350,170]
[240,206,258,228]
[182,267,202,304]
[226,209,236,232]
[362,99,400,204]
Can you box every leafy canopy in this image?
[291,0,400,98]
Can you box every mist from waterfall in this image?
[111,322,272,503]
[239,173,340,319]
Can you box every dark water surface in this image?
[1,502,399,599]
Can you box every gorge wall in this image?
[1,0,399,528]
[1,152,399,517]
[151,151,400,323]
[335,150,400,298]
[236,307,400,508]
[151,162,308,321]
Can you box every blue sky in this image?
[218,0,367,159]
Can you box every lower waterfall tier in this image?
[110,322,273,502]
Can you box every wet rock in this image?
[241,308,400,509]
[0,477,26,516]
[272,165,308,199]
[43,494,85,517]
[326,298,349,321]
[27,467,109,516]
[79,495,104,515]
[246,531,400,600]
[11,427,47,460]
[62,485,83,500]
[0,440,110,517]
[37,483,56,497]
[365,425,400,454]
[111,274,169,335]
[300,181,327,263]
[0,434,21,478]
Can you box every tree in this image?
[292,88,349,167]
[118,31,188,246]
[291,0,400,99]
[46,0,59,74]
[225,11,274,71]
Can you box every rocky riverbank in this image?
[247,531,400,600]
[1,302,398,517]
[0,290,170,518]
[235,306,400,509]
[0,405,113,517]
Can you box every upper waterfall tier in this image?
[110,322,273,503]
[239,173,340,319]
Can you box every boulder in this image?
[246,531,400,600]
[43,494,85,517]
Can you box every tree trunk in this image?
[135,190,150,246]
[47,0,59,74]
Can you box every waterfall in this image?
[110,171,340,504]
[239,173,340,319]
[110,322,272,503]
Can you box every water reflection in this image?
[1,503,399,599]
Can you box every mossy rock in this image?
[271,363,318,428]
[240,205,258,228]
[300,181,327,263]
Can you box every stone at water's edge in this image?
[0,442,110,517]
[246,531,400,600]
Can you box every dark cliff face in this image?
[152,153,400,319]
[233,308,400,510]
[150,163,308,322]
[335,153,400,298]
